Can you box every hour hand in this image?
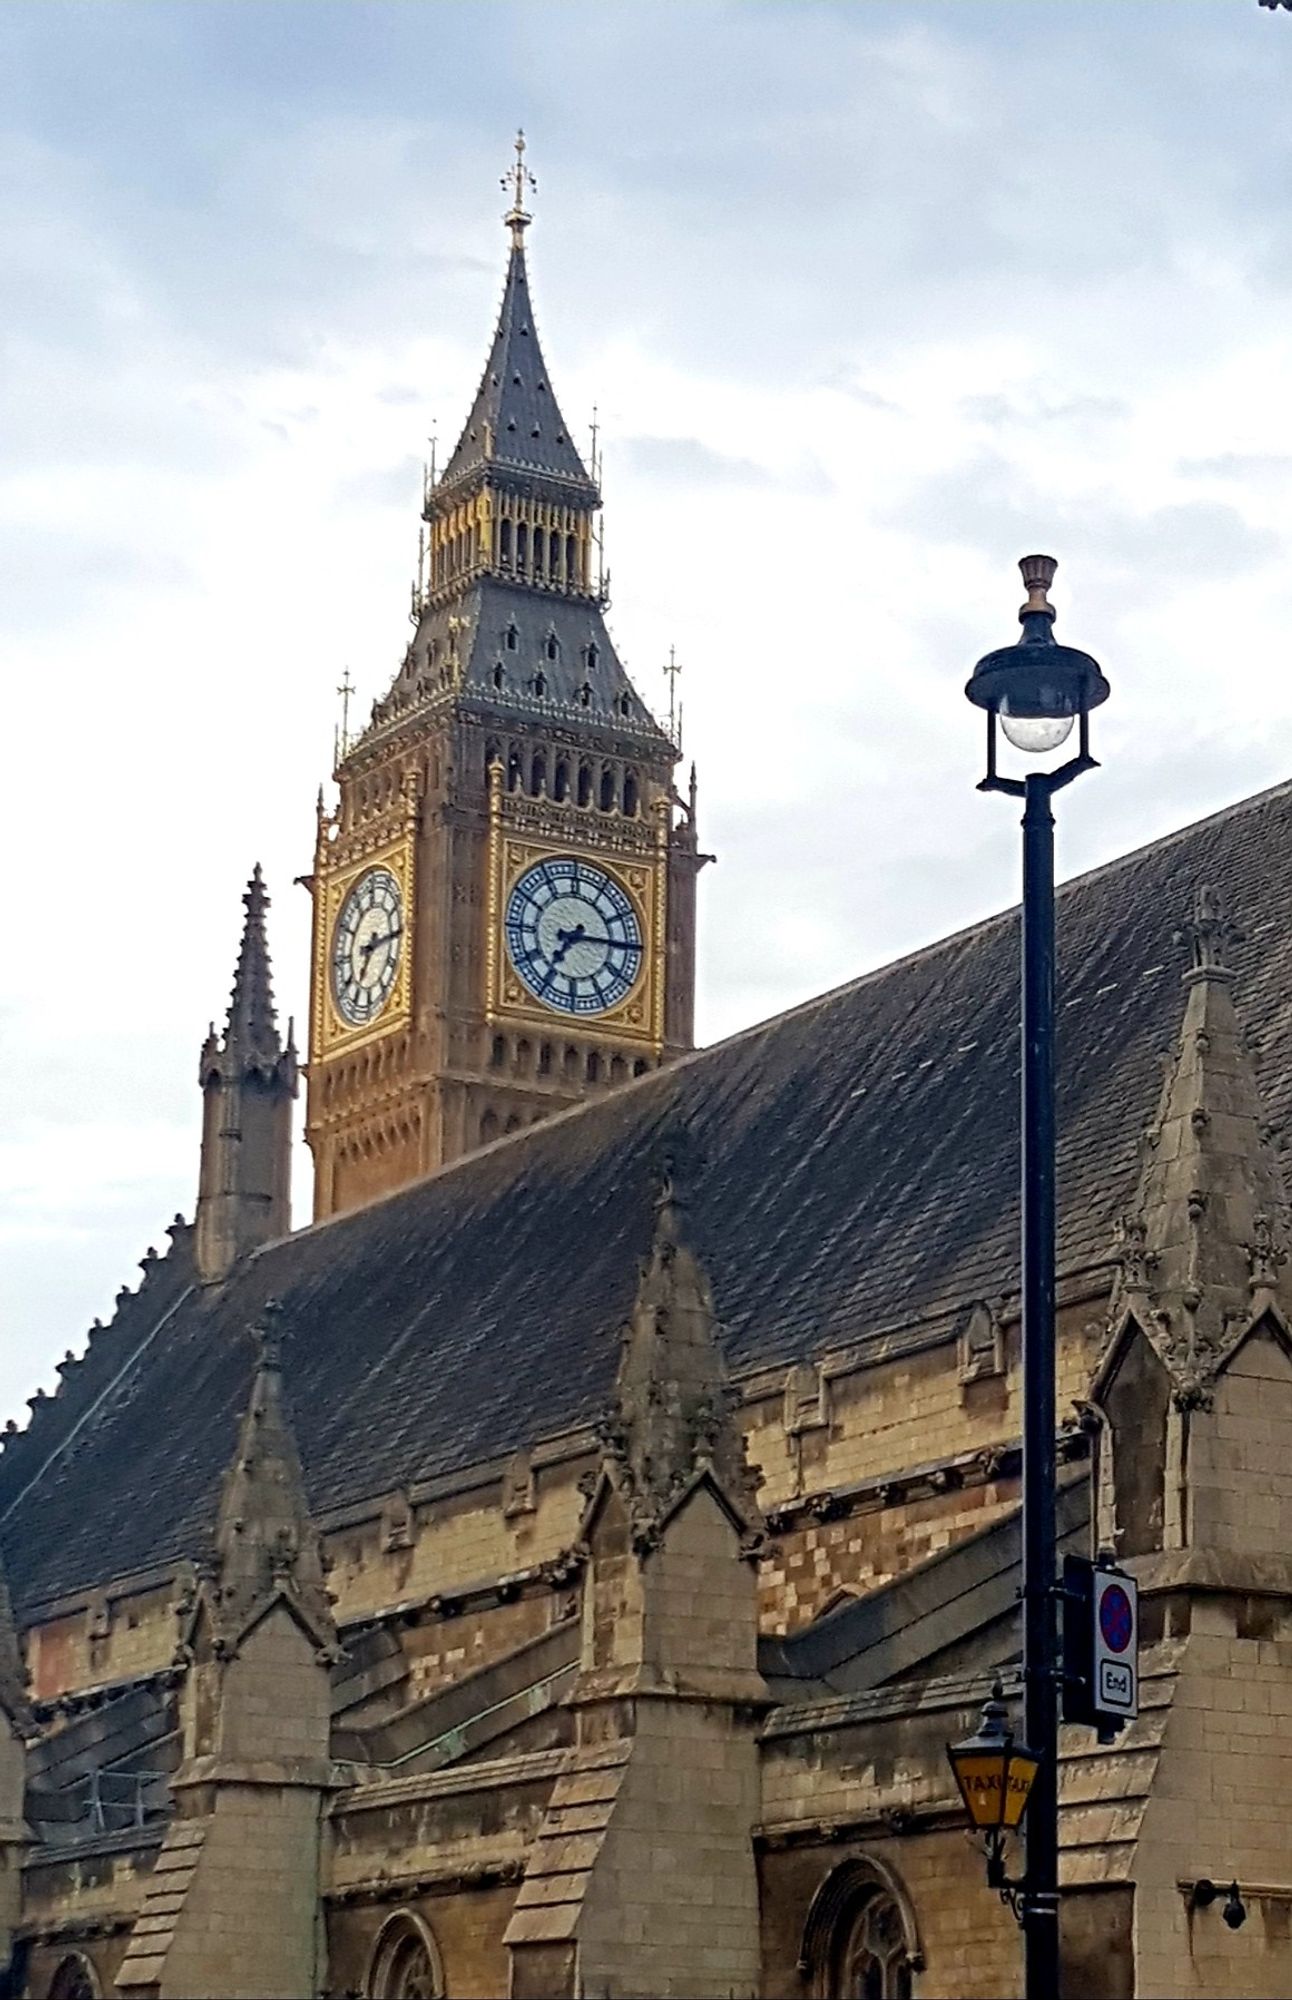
[550,922,586,967]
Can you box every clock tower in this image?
[305,139,705,1221]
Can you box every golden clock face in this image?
[330,867,404,1027]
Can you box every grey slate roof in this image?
[8,777,1292,1615]
[385,575,669,747]
[440,243,594,494]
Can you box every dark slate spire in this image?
[223,865,284,1071]
[440,133,596,497]
[366,134,672,749]
[196,872,297,1284]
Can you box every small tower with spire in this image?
[195,868,298,1285]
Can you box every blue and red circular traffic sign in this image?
[1099,1582,1134,1654]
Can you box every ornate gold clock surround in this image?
[485,760,668,1050]
[311,825,417,1062]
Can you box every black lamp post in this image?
[965,556,1109,2000]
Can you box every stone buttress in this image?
[505,1143,768,1999]
[1093,884,1292,1996]
[116,1305,339,1999]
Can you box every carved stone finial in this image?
[1114,1214,1155,1295]
[1248,1213,1288,1295]
[253,1299,284,1372]
[1176,883,1239,982]
[653,1125,703,1250]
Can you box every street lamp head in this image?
[946,1683,1041,1835]
[966,555,1110,757]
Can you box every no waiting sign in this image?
[1092,1567,1138,1720]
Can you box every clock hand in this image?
[360,925,402,962]
[550,923,587,968]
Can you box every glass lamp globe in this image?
[998,704,1076,755]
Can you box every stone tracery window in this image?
[366,1910,443,1999]
[837,1890,912,1999]
[802,1858,921,2000]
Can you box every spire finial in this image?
[663,645,683,746]
[225,865,281,1059]
[253,1298,284,1373]
[501,128,536,246]
[1177,883,1239,985]
[336,667,355,762]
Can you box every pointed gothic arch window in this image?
[563,1044,579,1080]
[632,1057,649,1077]
[586,640,599,671]
[577,682,592,708]
[545,631,559,662]
[366,1910,444,1998]
[586,1050,601,1083]
[532,530,545,574]
[480,1109,500,1146]
[49,1956,101,2000]
[529,753,545,796]
[516,522,528,573]
[538,1042,553,1076]
[554,759,570,802]
[599,767,616,812]
[533,672,547,699]
[490,1034,506,1069]
[549,529,561,575]
[577,763,593,807]
[507,749,523,792]
[500,519,513,567]
[505,621,518,652]
[493,663,505,690]
[802,1859,921,2000]
[623,771,639,817]
[566,533,577,581]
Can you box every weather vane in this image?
[501,129,536,243]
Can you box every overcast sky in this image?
[3,0,1292,1424]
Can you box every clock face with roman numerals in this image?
[331,868,404,1027]
[504,858,643,1016]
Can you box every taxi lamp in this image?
[947,1684,1040,1917]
